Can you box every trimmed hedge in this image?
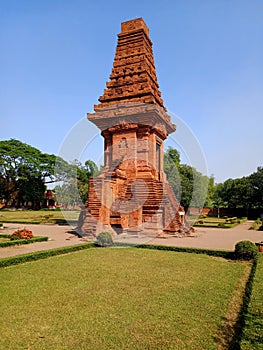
[135,243,234,259]
[194,217,247,229]
[0,234,12,238]
[113,242,234,259]
[232,257,259,348]
[194,222,238,229]
[0,243,95,268]
[0,236,48,248]
[0,220,41,224]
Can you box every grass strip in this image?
[240,254,263,349]
[133,243,234,259]
[216,262,252,349]
[228,256,258,349]
[0,236,48,248]
[0,242,95,268]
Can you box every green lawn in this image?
[0,248,249,350]
[0,209,79,224]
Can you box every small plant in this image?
[199,214,207,219]
[234,240,258,260]
[251,218,262,230]
[95,232,113,247]
[10,228,34,240]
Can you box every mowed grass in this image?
[241,254,263,349]
[0,209,79,224]
[0,248,248,350]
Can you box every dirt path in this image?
[0,221,263,258]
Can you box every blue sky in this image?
[1,0,263,183]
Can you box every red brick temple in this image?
[78,18,189,238]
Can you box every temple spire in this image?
[94,18,165,111]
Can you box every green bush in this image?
[95,232,113,247]
[251,218,262,230]
[235,241,258,261]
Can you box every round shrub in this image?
[11,228,34,240]
[95,232,113,247]
[235,240,258,260]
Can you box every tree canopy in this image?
[212,167,263,211]
[164,147,209,210]
[0,139,73,208]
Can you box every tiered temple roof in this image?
[94,18,165,110]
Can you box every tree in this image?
[204,176,215,208]
[54,159,100,206]
[164,147,208,211]
[250,167,263,208]
[83,160,99,178]
[164,147,181,199]
[212,183,227,217]
[0,139,72,208]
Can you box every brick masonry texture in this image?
[78,18,189,238]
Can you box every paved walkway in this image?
[0,223,84,258]
[0,221,263,258]
[149,220,263,250]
